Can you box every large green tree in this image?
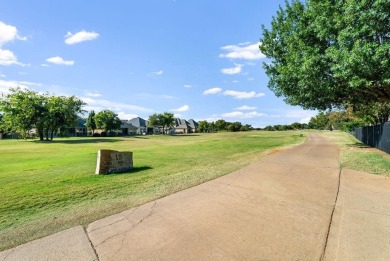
[44,95,85,140]
[160,112,175,134]
[0,88,85,140]
[309,112,330,130]
[353,101,390,125]
[86,110,97,135]
[260,0,390,110]
[148,113,161,128]
[215,119,228,131]
[94,110,121,134]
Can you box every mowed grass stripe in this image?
[0,131,304,251]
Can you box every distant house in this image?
[128,117,153,135]
[187,119,198,133]
[120,121,138,135]
[68,118,87,136]
[173,118,199,134]
[174,118,190,134]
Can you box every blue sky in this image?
[0,0,316,127]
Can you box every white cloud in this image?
[221,111,267,119]
[46,56,74,66]
[286,110,317,118]
[173,113,182,118]
[84,91,102,97]
[285,109,317,124]
[80,97,152,112]
[247,77,255,81]
[219,42,265,60]
[64,30,99,45]
[221,63,243,75]
[203,87,222,95]
[0,21,26,46]
[238,41,252,46]
[0,49,25,66]
[0,21,27,67]
[152,70,163,75]
[196,115,220,122]
[235,105,257,111]
[116,111,139,120]
[232,80,239,83]
[171,105,189,112]
[0,79,29,95]
[184,84,192,88]
[18,81,42,87]
[0,73,5,77]
[41,64,49,67]
[223,90,265,99]
[300,117,312,124]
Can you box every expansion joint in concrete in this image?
[320,163,342,261]
[84,227,100,261]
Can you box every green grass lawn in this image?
[0,131,304,251]
[320,131,390,176]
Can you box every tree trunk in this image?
[39,130,44,141]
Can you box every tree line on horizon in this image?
[0,89,256,140]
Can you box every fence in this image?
[354,122,390,154]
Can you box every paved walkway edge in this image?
[320,162,342,260]
[0,226,98,261]
[324,168,390,260]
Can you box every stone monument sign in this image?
[95,149,133,174]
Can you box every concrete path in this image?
[1,134,389,260]
[324,169,390,260]
[0,226,97,261]
[86,134,340,260]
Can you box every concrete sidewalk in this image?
[324,169,390,260]
[1,134,389,260]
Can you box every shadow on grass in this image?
[34,138,122,144]
[347,142,371,149]
[110,166,153,175]
[171,134,201,137]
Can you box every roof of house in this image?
[128,117,148,128]
[175,118,190,129]
[120,120,137,129]
[187,119,198,129]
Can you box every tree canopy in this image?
[260,0,390,110]
[148,112,175,134]
[0,88,85,140]
[86,110,97,134]
[94,110,122,134]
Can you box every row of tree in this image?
[309,103,390,131]
[85,110,122,135]
[0,88,84,141]
[148,112,175,134]
[197,120,253,133]
[262,122,309,131]
[262,102,390,132]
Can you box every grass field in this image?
[320,131,390,176]
[0,131,305,251]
